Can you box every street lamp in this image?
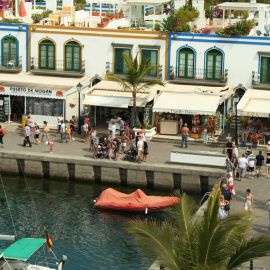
[76,82,83,134]
[233,93,240,146]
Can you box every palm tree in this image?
[106,53,164,128]
[128,185,270,270]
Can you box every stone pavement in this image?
[1,125,270,269]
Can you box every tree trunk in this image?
[131,89,141,128]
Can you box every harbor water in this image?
[0,177,158,270]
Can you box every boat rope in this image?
[0,174,17,236]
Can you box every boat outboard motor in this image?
[0,235,16,241]
[57,255,67,270]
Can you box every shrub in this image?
[31,9,53,23]
[1,18,23,24]
[216,19,255,37]
[161,5,199,32]
[154,23,161,31]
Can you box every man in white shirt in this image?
[137,137,144,163]
[238,154,248,181]
[111,121,116,139]
[60,121,66,143]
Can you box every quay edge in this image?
[0,150,224,194]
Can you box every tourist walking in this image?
[0,125,6,147]
[255,150,265,177]
[34,125,41,144]
[60,120,67,143]
[143,140,149,162]
[57,114,63,134]
[225,157,234,175]
[244,189,254,213]
[110,121,116,140]
[247,152,256,176]
[41,121,50,142]
[66,121,71,142]
[181,123,189,148]
[118,117,125,136]
[70,116,76,140]
[227,172,235,195]
[137,137,144,163]
[46,140,55,153]
[202,119,208,144]
[238,154,248,181]
[266,150,270,178]
[23,125,32,147]
[225,139,233,160]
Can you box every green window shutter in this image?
[141,49,158,77]
[65,41,81,71]
[114,48,130,74]
[1,37,18,67]
[260,56,270,84]
[206,49,223,80]
[178,48,194,78]
[39,40,55,70]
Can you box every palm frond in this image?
[105,74,131,92]
[226,236,270,269]
[128,219,179,270]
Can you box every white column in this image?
[153,5,156,29]
[129,5,132,25]
[222,8,225,28]
[99,0,102,16]
[229,9,231,25]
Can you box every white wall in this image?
[30,27,167,80]
[0,24,28,72]
[170,33,270,88]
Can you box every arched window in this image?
[39,40,55,70]
[206,49,223,80]
[1,36,18,67]
[178,48,194,78]
[64,41,81,71]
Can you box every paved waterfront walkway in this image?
[1,125,270,269]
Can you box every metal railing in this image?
[31,58,85,73]
[171,67,228,83]
[0,56,22,70]
[106,61,163,78]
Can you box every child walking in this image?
[46,140,55,153]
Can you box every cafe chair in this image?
[258,135,265,146]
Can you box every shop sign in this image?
[0,85,65,99]
[154,108,214,115]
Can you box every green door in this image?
[114,48,130,74]
[39,40,55,70]
[141,49,158,77]
[178,48,194,78]
[65,41,81,71]
[206,49,223,80]
[260,56,270,84]
[1,37,18,67]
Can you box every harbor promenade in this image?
[1,125,270,269]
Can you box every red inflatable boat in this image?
[94,188,179,213]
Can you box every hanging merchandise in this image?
[192,114,201,138]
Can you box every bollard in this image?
[250,259,253,270]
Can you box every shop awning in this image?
[83,93,148,108]
[83,80,161,108]
[237,89,270,117]
[152,83,232,115]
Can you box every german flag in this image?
[45,231,53,252]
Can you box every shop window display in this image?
[26,98,63,116]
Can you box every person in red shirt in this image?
[181,123,189,148]
[0,125,6,147]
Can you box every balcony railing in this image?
[31,58,85,78]
[0,56,22,73]
[170,67,228,87]
[252,71,270,90]
[106,61,163,79]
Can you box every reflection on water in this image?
[0,177,161,270]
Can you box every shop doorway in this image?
[11,96,25,121]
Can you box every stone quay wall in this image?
[0,150,225,194]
